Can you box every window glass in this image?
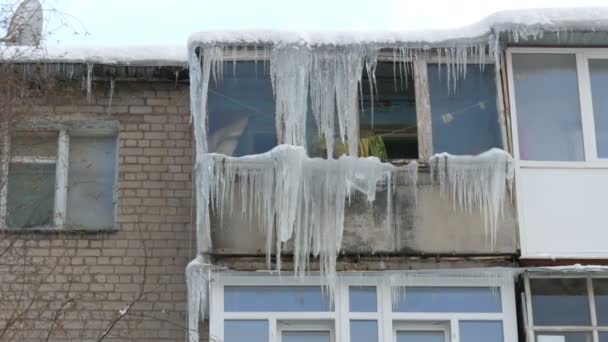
[593,278,608,325]
[224,320,268,342]
[530,278,591,326]
[282,331,330,342]
[7,163,56,228]
[428,64,501,155]
[349,286,377,312]
[459,321,503,342]
[350,320,378,342]
[224,286,332,312]
[599,332,608,342]
[589,59,608,158]
[536,333,593,342]
[208,62,321,157]
[512,53,584,161]
[392,287,501,313]
[360,62,417,159]
[66,136,116,229]
[11,131,58,158]
[396,331,445,342]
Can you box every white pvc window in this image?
[209,273,517,342]
[524,274,608,342]
[508,48,608,165]
[0,127,118,230]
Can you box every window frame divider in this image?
[53,129,69,227]
[414,57,433,160]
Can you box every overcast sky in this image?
[41,0,608,46]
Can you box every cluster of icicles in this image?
[186,42,514,342]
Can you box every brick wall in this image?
[0,80,198,341]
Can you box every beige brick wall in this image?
[0,80,199,341]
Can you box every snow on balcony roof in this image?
[0,44,188,66]
[188,7,608,48]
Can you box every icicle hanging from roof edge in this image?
[186,255,214,342]
[429,148,514,249]
[107,79,114,116]
[270,46,311,149]
[86,63,93,103]
[190,46,224,254]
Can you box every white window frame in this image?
[507,47,608,168]
[209,272,518,342]
[0,125,119,230]
[524,273,608,342]
[277,321,335,342]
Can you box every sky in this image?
[37,0,608,46]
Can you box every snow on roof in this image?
[0,44,188,66]
[188,7,608,48]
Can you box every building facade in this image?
[1,8,608,342]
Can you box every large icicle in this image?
[186,256,210,342]
[202,145,418,295]
[429,148,514,248]
[190,46,224,253]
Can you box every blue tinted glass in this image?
[512,53,584,161]
[224,286,332,312]
[349,286,377,312]
[459,321,503,342]
[589,59,608,158]
[208,62,321,157]
[600,332,608,342]
[531,278,590,326]
[396,331,444,342]
[224,320,268,342]
[393,287,501,312]
[350,320,378,342]
[282,331,330,342]
[537,333,593,342]
[208,62,277,157]
[428,64,501,155]
[593,279,608,325]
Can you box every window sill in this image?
[0,226,119,234]
[517,160,608,169]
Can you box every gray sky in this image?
[44,0,608,45]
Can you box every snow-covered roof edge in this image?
[0,44,188,66]
[188,7,608,49]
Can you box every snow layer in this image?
[189,8,608,48]
[430,148,514,249]
[197,145,418,293]
[0,44,188,66]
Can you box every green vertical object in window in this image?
[6,163,56,228]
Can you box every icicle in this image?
[270,45,311,148]
[429,148,514,249]
[174,70,180,88]
[190,45,224,253]
[107,79,115,116]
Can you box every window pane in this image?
[7,163,55,228]
[459,321,503,342]
[512,53,584,161]
[224,320,268,342]
[599,332,608,342]
[593,278,608,325]
[530,278,591,326]
[224,286,332,312]
[589,59,608,158]
[360,62,417,159]
[429,64,501,155]
[66,136,117,229]
[208,62,277,156]
[350,320,378,342]
[282,331,330,342]
[396,331,445,342]
[11,131,57,158]
[536,332,593,342]
[392,287,501,312]
[349,286,377,312]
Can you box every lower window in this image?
[210,272,516,342]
